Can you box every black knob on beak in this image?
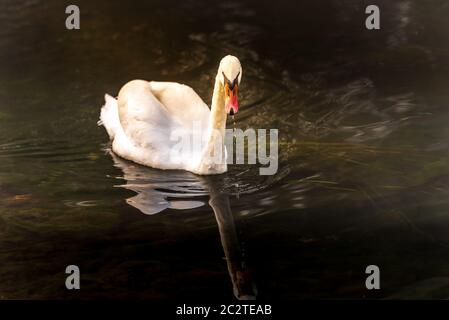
[230,109,235,116]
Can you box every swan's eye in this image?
[222,71,240,95]
[222,72,230,86]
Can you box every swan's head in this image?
[219,55,242,115]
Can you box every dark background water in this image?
[1,0,449,299]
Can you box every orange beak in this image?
[225,83,238,115]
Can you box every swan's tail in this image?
[98,94,120,140]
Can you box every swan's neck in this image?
[209,74,227,136]
[197,74,227,174]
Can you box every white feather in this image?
[98,56,242,175]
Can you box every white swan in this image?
[99,55,242,175]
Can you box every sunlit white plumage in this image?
[99,55,242,175]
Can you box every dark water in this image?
[1,0,449,299]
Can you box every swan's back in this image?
[117,80,172,146]
[148,81,210,128]
[99,80,211,172]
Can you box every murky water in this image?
[1,0,449,299]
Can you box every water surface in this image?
[1,0,449,299]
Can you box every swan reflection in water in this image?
[110,152,258,300]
